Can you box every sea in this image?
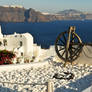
[0,20,92,48]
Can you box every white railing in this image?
[0,79,54,92]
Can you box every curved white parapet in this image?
[0,60,50,72]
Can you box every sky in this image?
[0,0,92,13]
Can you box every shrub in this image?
[0,50,16,65]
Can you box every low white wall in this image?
[82,86,92,92]
[0,60,49,72]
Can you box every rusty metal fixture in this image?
[53,72,74,80]
[55,26,92,64]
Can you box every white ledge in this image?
[0,60,50,72]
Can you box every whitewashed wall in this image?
[0,26,3,38]
[0,32,34,58]
[82,86,92,92]
[23,33,33,57]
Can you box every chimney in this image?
[0,25,3,38]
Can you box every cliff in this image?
[0,6,25,22]
[0,6,63,22]
[0,7,92,22]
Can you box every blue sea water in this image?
[0,20,92,48]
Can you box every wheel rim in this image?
[55,31,83,62]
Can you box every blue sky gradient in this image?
[0,0,91,13]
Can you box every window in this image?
[20,41,23,46]
[20,35,22,37]
[0,41,2,46]
[3,39,7,46]
[21,52,23,56]
[15,35,17,37]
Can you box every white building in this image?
[0,26,3,38]
[3,5,23,8]
[0,26,36,63]
[0,25,56,64]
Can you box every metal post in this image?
[47,80,54,92]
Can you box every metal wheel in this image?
[55,31,83,62]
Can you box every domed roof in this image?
[22,32,33,40]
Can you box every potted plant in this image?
[0,50,16,65]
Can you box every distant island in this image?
[0,6,92,22]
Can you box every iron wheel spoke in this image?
[72,46,82,58]
[61,50,66,57]
[71,46,76,50]
[71,36,75,42]
[56,43,64,46]
[59,48,65,51]
[65,50,68,60]
[60,39,65,45]
[63,34,66,42]
[69,49,73,60]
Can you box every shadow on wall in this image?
[55,73,92,92]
